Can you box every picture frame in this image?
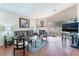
[19,18,30,28]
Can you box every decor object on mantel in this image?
[19,18,30,28]
[40,20,45,27]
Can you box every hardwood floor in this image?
[0,36,79,56]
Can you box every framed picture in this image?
[19,18,30,28]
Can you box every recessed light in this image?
[54,9,57,11]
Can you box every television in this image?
[62,22,78,33]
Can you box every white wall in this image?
[77,4,79,32]
[77,4,79,22]
[0,9,36,46]
[45,5,77,36]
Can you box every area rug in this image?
[28,39,48,53]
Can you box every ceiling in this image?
[0,3,76,19]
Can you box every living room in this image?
[0,3,79,56]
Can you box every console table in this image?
[4,36,13,48]
[62,32,78,47]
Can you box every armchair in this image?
[39,30,47,43]
[12,35,28,56]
